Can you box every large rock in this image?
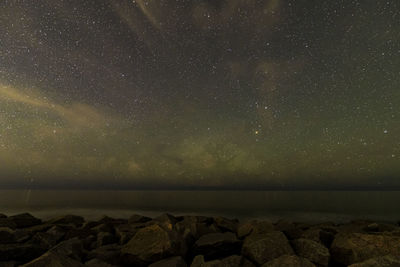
[193,232,241,260]
[237,220,275,239]
[86,244,122,266]
[190,255,254,267]
[47,215,85,227]
[20,251,85,267]
[48,237,84,261]
[0,219,16,230]
[330,233,400,265]
[242,231,294,265]
[121,224,181,265]
[96,232,118,247]
[292,238,330,266]
[7,213,41,228]
[214,217,238,233]
[0,228,15,244]
[128,214,152,224]
[85,258,117,267]
[261,255,316,267]
[149,256,187,267]
[0,243,46,263]
[300,228,336,248]
[348,255,400,267]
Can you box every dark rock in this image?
[64,227,95,240]
[214,217,238,233]
[0,228,15,244]
[330,233,400,265]
[0,215,6,219]
[46,225,67,243]
[261,255,316,267]
[274,220,303,240]
[190,255,254,267]
[348,255,400,267]
[362,222,398,233]
[92,223,114,234]
[86,244,122,266]
[98,216,127,226]
[48,237,84,261]
[48,215,85,227]
[300,228,335,248]
[20,251,85,267]
[242,231,294,265]
[85,258,117,267]
[82,235,97,250]
[0,243,46,263]
[7,213,41,228]
[81,221,101,230]
[121,224,182,265]
[292,238,330,266]
[0,219,16,230]
[128,214,152,224]
[193,232,241,260]
[149,256,187,267]
[237,220,275,239]
[115,223,142,245]
[30,232,59,250]
[0,261,16,267]
[97,232,118,247]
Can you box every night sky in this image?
[0,0,399,189]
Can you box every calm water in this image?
[1,190,399,223]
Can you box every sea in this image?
[1,190,399,223]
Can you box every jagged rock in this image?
[274,220,303,240]
[190,255,254,267]
[237,220,275,239]
[300,228,335,248]
[149,256,187,267]
[193,232,241,260]
[92,223,114,234]
[330,233,400,265]
[261,255,316,267]
[86,244,122,265]
[115,223,142,245]
[20,251,85,267]
[7,213,41,228]
[150,213,179,231]
[214,217,238,233]
[85,258,117,267]
[128,214,152,224]
[0,261,16,267]
[0,219,16,230]
[48,237,84,261]
[47,215,85,227]
[348,255,400,267]
[242,231,294,265]
[30,232,59,250]
[121,224,181,265]
[98,216,127,226]
[0,228,15,244]
[292,238,330,266]
[0,243,46,263]
[97,232,118,247]
[46,225,67,243]
[64,227,95,240]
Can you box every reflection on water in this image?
[1,190,399,222]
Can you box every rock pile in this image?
[0,213,399,266]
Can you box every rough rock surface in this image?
[261,255,316,267]
[292,238,330,266]
[242,231,294,265]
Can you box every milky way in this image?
[0,0,399,189]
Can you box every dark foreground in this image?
[1,213,400,267]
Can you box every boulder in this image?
[330,233,400,265]
[237,220,275,239]
[0,243,46,263]
[213,217,238,233]
[20,251,85,267]
[96,232,118,247]
[115,223,142,245]
[0,219,16,230]
[300,228,335,248]
[86,244,122,266]
[30,232,59,250]
[242,231,294,265]
[47,215,85,227]
[274,220,303,240]
[85,258,117,267]
[121,224,181,265]
[292,238,330,266]
[91,223,114,234]
[193,232,241,260]
[190,255,254,267]
[48,237,84,261]
[128,214,152,224]
[149,256,187,267]
[348,255,400,267]
[261,255,316,267]
[7,213,41,228]
[0,228,15,244]
[46,225,67,243]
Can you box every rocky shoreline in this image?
[0,213,400,266]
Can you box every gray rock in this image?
[47,215,84,227]
[348,255,400,267]
[122,224,180,264]
[292,238,330,266]
[7,213,41,228]
[330,233,400,265]
[20,251,85,267]
[0,228,15,244]
[242,231,294,265]
[193,232,241,260]
[261,255,316,267]
[85,258,117,267]
[149,256,187,267]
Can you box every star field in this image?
[0,0,399,189]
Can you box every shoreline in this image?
[0,212,400,266]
